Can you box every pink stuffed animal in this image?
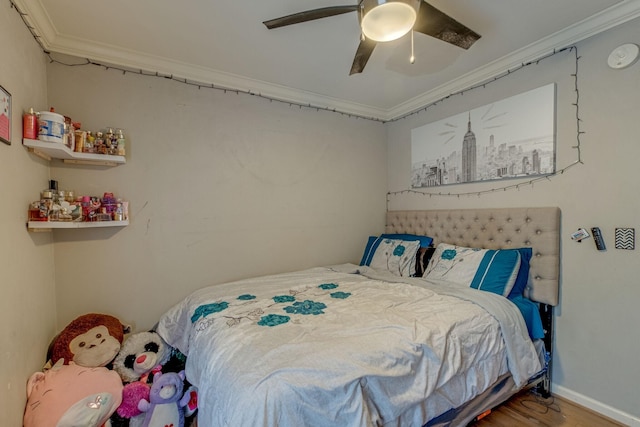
[117,381,151,418]
[23,360,123,427]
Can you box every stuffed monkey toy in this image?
[50,313,127,368]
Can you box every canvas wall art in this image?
[0,84,11,145]
[411,84,556,188]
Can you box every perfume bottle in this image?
[116,129,126,156]
[114,203,124,221]
[48,180,59,203]
[95,131,107,154]
[84,131,95,153]
[80,196,91,221]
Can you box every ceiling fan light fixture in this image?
[360,0,419,42]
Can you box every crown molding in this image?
[11,0,387,121]
[12,0,55,46]
[12,0,640,122]
[387,0,640,120]
[51,33,390,121]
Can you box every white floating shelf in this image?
[23,138,126,166]
[27,220,129,232]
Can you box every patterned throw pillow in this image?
[369,239,421,277]
[423,243,521,297]
[360,234,433,268]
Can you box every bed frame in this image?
[385,207,561,401]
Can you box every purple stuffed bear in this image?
[138,370,191,427]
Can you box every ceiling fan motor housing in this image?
[359,0,421,42]
[359,0,421,17]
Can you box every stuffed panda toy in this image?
[112,331,197,427]
[113,331,172,384]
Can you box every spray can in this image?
[23,108,38,139]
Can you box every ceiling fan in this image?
[263,0,481,75]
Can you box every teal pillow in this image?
[469,249,522,296]
[509,295,545,339]
[507,248,533,299]
[359,236,381,266]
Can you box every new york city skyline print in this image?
[411,84,556,188]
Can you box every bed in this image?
[156,207,560,427]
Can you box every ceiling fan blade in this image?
[263,5,358,29]
[350,38,377,75]
[413,1,480,49]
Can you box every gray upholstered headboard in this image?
[386,207,560,306]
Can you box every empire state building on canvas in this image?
[411,84,556,188]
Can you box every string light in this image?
[8,0,385,123]
[385,46,583,206]
[10,0,579,128]
[11,0,585,197]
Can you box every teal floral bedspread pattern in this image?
[156,265,542,427]
[191,282,351,328]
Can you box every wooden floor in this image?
[471,389,626,427]
[190,389,625,427]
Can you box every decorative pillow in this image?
[360,234,433,267]
[507,247,533,299]
[423,243,521,297]
[368,238,420,277]
[359,236,381,266]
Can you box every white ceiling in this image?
[13,0,640,120]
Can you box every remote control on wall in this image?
[591,227,606,251]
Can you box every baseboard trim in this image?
[552,384,640,426]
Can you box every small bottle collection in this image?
[28,180,128,223]
[24,107,126,156]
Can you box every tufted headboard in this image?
[386,207,561,306]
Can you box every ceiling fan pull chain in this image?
[410,31,416,64]
[359,5,365,41]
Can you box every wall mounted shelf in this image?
[27,220,129,232]
[23,138,126,166]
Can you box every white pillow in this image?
[369,238,420,277]
[423,243,521,297]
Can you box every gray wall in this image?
[0,2,55,426]
[46,62,387,332]
[386,17,640,425]
[3,0,639,424]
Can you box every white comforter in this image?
[156,264,541,427]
